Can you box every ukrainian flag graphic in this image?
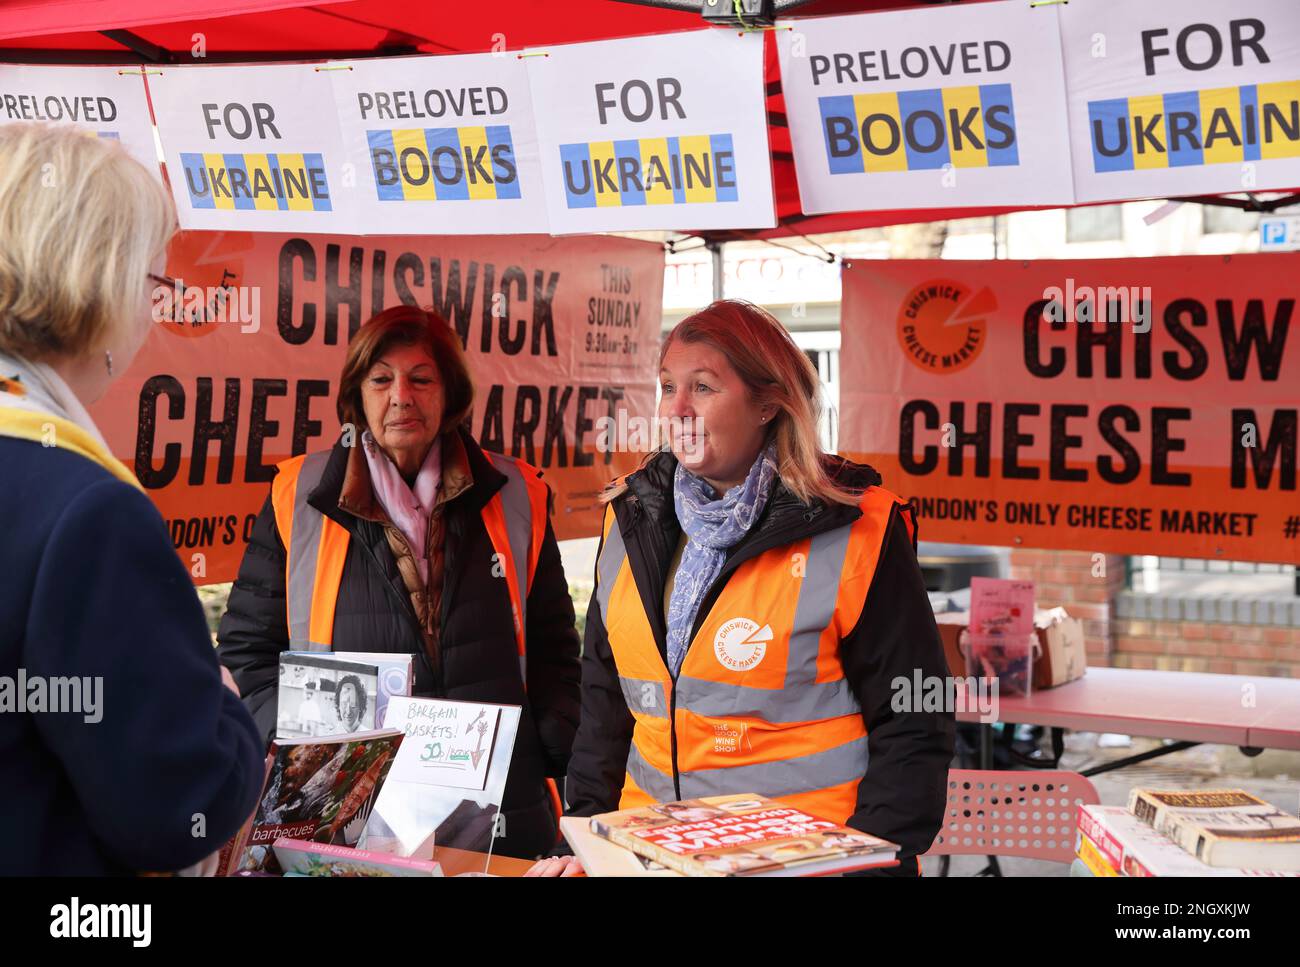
[818,83,1018,174]
[558,133,738,209]
[366,126,520,201]
[180,152,331,211]
[1088,81,1300,172]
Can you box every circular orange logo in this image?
[154,232,255,340]
[896,279,994,373]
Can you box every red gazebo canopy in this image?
[1,0,1282,239]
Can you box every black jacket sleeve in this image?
[26,479,265,872]
[524,515,582,777]
[217,491,288,745]
[840,508,956,877]
[561,513,636,819]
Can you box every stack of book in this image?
[1076,789,1300,877]
[561,793,900,877]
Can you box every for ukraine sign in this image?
[1061,0,1300,202]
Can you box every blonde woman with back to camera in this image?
[0,123,264,875]
[527,299,955,877]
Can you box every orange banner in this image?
[90,231,663,584]
[841,255,1298,564]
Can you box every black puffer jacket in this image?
[217,427,581,859]
[564,449,956,875]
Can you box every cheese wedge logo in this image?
[896,279,993,374]
[713,618,772,672]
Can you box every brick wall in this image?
[1009,549,1125,667]
[1007,549,1300,679]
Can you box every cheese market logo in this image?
[559,134,738,208]
[896,279,994,374]
[368,126,520,201]
[152,233,256,338]
[1088,81,1300,172]
[713,618,772,672]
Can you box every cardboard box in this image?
[934,611,968,677]
[934,607,1086,689]
[1033,608,1086,689]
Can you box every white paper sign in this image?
[0,65,161,177]
[329,52,549,234]
[1061,0,1300,202]
[525,29,775,233]
[383,696,501,791]
[777,1,1075,213]
[150,63,353,231]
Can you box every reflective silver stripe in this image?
[594,513,627,625]
[679,736,869,800]
[618,676,668,719]
[286,451,333,652]
[786,524,852,688]
[519,654,528,683]
[626,743,675,801]
[675,675,859,724]
[674,520,861,723]
[493,456,533,635]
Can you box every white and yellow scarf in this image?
[0,351,142,491]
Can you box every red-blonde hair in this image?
[605,299,860,507]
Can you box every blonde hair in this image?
[0,122,174,362]
[604,299,861,507]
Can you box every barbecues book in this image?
[218,729,404,876]
[1127,788,1300,871]
[589,794,897,877]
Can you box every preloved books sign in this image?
[590,794,898,877]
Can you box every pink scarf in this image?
[362,430,442,585]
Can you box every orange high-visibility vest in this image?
[269,446,550,679]
[593,485,911,824]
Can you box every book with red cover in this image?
[218,729,403,876]
[590,793,898,877]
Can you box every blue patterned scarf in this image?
[666,442,779,674]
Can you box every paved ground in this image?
[921,730,1300,876]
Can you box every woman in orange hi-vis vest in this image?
[218,306,580,860]
[527,300,955,878]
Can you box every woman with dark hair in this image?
[527,300,954,877]
[218,305,581,859]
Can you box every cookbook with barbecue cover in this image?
[590,793,897,877]
[219,729,404,876]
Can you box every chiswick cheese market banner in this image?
[1060,0,1300,202]
[840,256,1299,564]
[89,232,664,584]
[776,0,1075,212]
